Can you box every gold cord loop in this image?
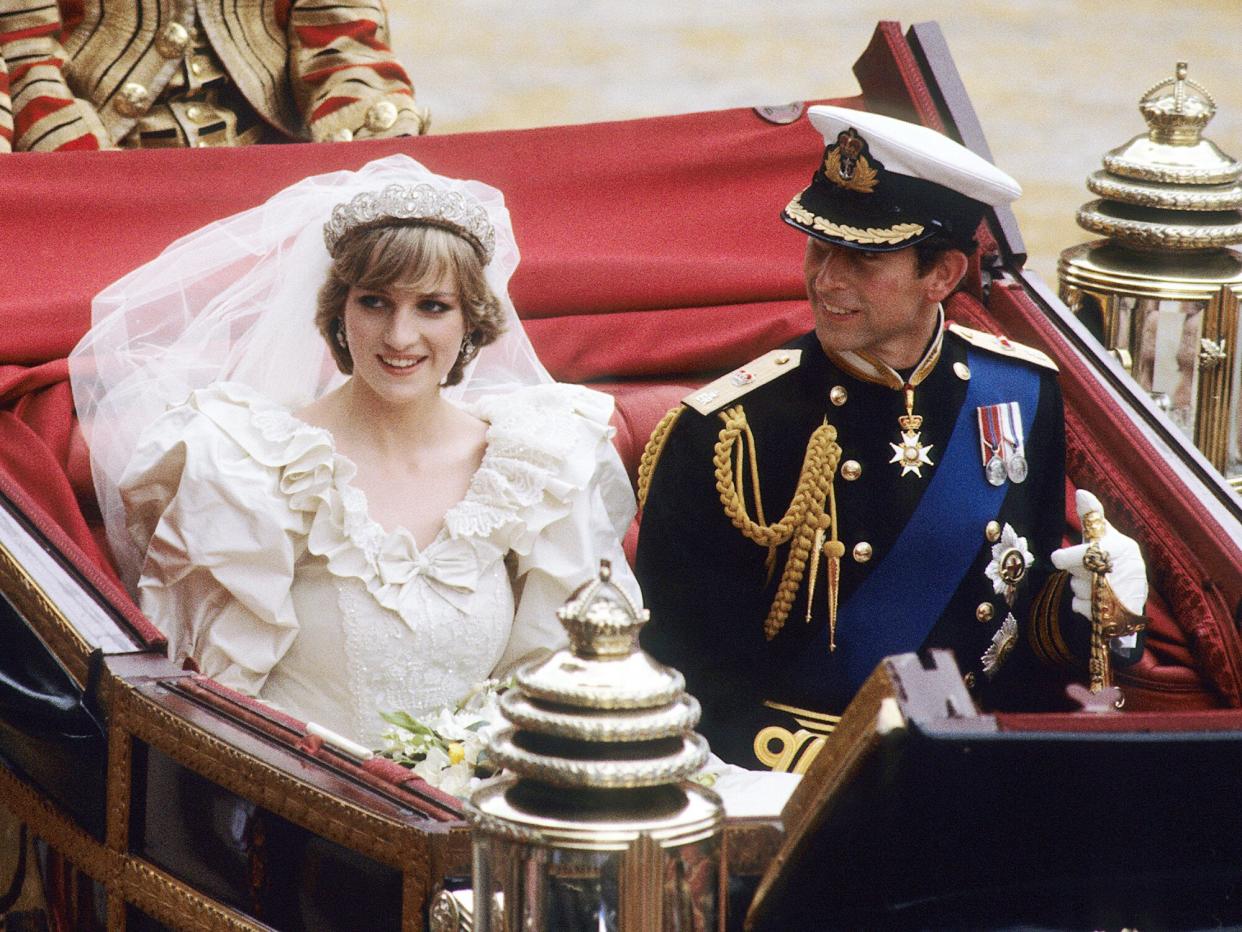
[713,405,842,643]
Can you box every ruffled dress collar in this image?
[191,382,606,626]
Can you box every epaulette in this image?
[682,349,802,415]
[947,323,1058,372]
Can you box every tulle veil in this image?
[68,154,552,590]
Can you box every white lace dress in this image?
[119,381,640,747]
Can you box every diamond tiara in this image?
[322,183,496,262]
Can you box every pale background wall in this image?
[386,1,1242,285]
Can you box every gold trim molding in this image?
[112,685,432,872]
[1087,173,1242,211]
[0,541,92,687]
[0,763,265,931]
[1077,201,1242,249]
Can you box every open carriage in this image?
[1,20,1240,931]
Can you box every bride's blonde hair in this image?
[316,222,507,385]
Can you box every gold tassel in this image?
[823,466,843,650]
[823,541,845,650]
[805,526,825,624]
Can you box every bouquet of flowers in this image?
[377,678,510,799]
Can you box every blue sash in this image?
[800,347,1041,694]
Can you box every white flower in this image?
[412,746,451,782]
[376,679,510,799]
[426,707,473,742]
[435,763,476,799]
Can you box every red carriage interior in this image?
[0,27,1239,801]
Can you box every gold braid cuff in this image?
[637,405,684,510]
[713,405,841,642]
[1028,570,1077,671]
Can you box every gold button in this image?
[190,57,206,76]
[985,520,1002,543]
[775,352,790,365]
[365,99,399,132]
[155,21,190,58]
[840,460,862,481]
[195,140,210,148]
[976,602,995,623]
[185,104,208,123]
[852,542,872,563]
[964,672,977,688]
[331,127,355,142]
[954,361,971,381]
[829,385,848,406]
[114,82,150,117]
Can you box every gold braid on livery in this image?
[712,405,843,645]
[5,0,425,151]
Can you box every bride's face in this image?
[343,273,466,406]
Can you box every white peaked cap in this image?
[808,105,1021,207]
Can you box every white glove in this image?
[1050,490,1148,623]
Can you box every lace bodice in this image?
[120,381,640,747]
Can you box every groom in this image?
[635,106,1148,771]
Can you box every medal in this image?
[999,402,1028,484]
[984,445,1007,487]
[978,405,1005,485]
[977,401,1027,486]
[984,523,1035,606]
[1006,450,1028,484]
[981,614,1019,679]
[889,387,933,478]
[890,427,934,477]
[824,308,944,480]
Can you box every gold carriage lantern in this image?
[451,561,723,931]
[1058,63,1242,489]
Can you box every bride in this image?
[69,155,640,748]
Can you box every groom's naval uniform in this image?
[636,322,1075,771]
[635,106,1139,772]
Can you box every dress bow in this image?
[375,537,483,619]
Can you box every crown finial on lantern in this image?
[556,559,650,659]
[1139,61,1216,146]
[1074,62,1242,250]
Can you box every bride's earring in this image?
[335,318,349,350]
[459,332,477,365]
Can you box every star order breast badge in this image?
[890,429,934,477]
[984,523,1035,606]
[981,613,1019,679]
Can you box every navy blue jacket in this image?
[637,328,1093,770]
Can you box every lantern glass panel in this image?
[1121,295,1207,440]
[471,833,720,932]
